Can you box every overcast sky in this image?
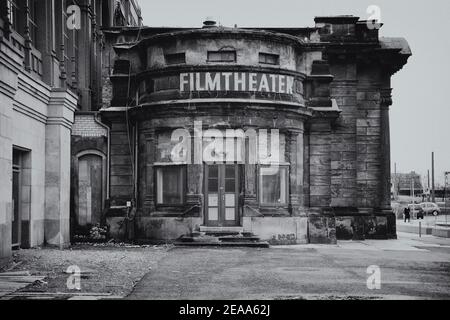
[139,0,450,185]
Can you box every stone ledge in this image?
[396,223,433,236]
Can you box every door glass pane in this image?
[225,165,235,179]
[208,208,219,221]
[225,194,235,207]
[208,178,218,193]
[208,194,219,207]
[209,165,219,178]
[225,179,235,193]
[225,208,235,221]
[208,165,219,192]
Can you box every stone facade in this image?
[0,22,77,263]
[0,0,142,264]
[97,16,410,244]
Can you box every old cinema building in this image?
[101,16,410,244]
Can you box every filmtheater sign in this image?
[180,72,295,94]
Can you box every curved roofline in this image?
[121,27,307,50]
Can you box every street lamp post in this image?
[445,172,450,225]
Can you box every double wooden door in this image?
[205,164,240,227]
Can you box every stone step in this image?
[173,241,270,248]
[218,236,261,243]
[178,235,220,243]
[199,226,244,234]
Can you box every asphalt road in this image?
[128,233,450,300]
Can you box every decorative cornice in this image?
[13,101,47,125]
[380,88,393,107]
[17,75,51,105]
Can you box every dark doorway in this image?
[12,154,21,248]
[12,148,31,249]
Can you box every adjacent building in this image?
[0,0,142,265]
[392,171,423,197]
[96,17,411,244]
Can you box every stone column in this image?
[302,124,311,209]
[44,89,77,248]
[380,87,396,239]
[143,127,156,213]
[330,79,358,208]
[308,118,336,244]
[380,88,393,210]
[185,126,203,217]
[0,60,17,263]
[243,127,258,217]
[308,119,332,208]
[287,128,305,216]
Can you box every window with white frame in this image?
[259,165,289,206]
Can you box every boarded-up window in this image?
[154,76,180,91]
[259,52,279,65]
[165,53,186,65]
[207,50,236,62]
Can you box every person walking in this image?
[404,206,411,223]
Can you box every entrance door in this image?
[78,154,104,226]
[205,164,240,227]
[12,154,21,248]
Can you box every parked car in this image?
[419,202,441,216]
[407,204,425,219]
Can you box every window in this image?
[165,53,186,65]
[7,0,21,32]
[156,166,186,205]
[7,0,38,46]
[154,76,179,91]
[28,0,37,45]
[259,166,288,206]
[259,52,279,65]
[207,50,236,62]
[63,0,79,88]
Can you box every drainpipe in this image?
[134,122,139,202]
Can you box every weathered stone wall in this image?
[329,61,358,208]
[243,216,308,244]
[308,119,332,208]
[147,36,298,71]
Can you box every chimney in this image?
[203,17,217,28]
